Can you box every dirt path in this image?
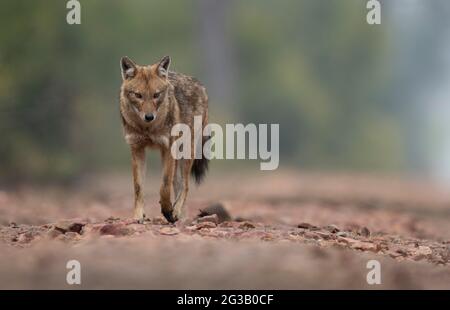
[1,171,450,289]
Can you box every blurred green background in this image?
[1,0,450,184]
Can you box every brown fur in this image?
[119,56,209,223]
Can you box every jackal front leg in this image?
[173,159,183,203]
[160,149,176,223]
[131,145,146,222]
[172,159,193,221]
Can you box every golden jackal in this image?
[119,56,209,223]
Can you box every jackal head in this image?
[120,55,171,125]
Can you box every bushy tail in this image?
[191,157,209,185]
[191,135,210,185]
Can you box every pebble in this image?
[359,227,371,237]
[196,222,217,230]
[238,222,256,230]
[324,224,340,233]
[159,227,180,235]
[197,214,219,225]
[298,223,319,230]
[96,223,132,236]
[54,219,86,234]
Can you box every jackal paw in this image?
[162,209,178,224]
[133,210,146,224]
[172,207,184,222]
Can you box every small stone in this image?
[304,232,321,240]
[324,224,340,233]
[238,222,256,230]
[298,223,319,230]
[219,221,235,228]
[387,251,403,258]
[159,227,180,235]
[412,246,432,257]
[336,231,348,237]
[47,228,63,239]
[350,241,378,252]
[235,217,251,222]
[96,223,131,236]
[185,225,198,232]
[127,224,147,234]
[152,217,169,225]
[17,232,34,243]
[55,234,68,242]
[196,222,217,230]
[315,231,333,240]
[204,230,228,238]
[54,219,86,234]
[432,257,446,265]
[359,227,371,237]
[106,216,120,223]
[337,237,357,245]
[65,232,81,240]
[197,214,219,225]
[395,248,408,256]
[261,234,275,241]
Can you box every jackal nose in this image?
[144,113,155,122]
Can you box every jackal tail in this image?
[191,135,210,184]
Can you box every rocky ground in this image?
[0,170,450,289]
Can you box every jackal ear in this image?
[157,55,171,79]
[120,56,137,80]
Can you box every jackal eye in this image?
[130,91,142,99]
[153,91,161,99]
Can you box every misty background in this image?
[1,0,450,184]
